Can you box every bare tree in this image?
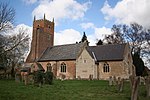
[0,2,15,32]
[104,25,125,44]
[5,27,30,77]
[0,27,30,77]
[104,23,150,55]
[104,23,150,73]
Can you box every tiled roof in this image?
[38,43,85,61]
[87,44,126,61]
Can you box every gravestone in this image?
[109,76,113,86]
[89,74,93,80]
[77,76,81,80]
[15,73,21,83]
[113,76,117,86]
[24,72,29,85]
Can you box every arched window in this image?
[47,63,52,72]
[103,63,110,73]
[60,62,66,73]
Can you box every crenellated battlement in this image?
[34,19,53,23]
[33,14,54,24]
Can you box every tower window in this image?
[103,63,110,73]
[60,62,66,73]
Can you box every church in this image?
[26,15,134,80]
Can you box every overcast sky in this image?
[3,0,150,45]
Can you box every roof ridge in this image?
[51,42,83,47]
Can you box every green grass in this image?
[0,79,148,100]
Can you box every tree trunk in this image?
[145,76,150,98]
[131,76,140,100]
[11,62,15,78]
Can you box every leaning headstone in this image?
[109,76,113,86]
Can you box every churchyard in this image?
[0,79,149,100]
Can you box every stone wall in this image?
[98,61,129,80]
[76,49,97,79]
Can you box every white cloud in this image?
[80,22,95,29]
[32,0,91,24]
[14,24,32,37]
[54,29,81,45]
[22,0,37,4]
[94,26,112,39]
[6,24,32,39]
[101,0,150,28]
[87,26,112,45]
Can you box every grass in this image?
[0,79,148,100]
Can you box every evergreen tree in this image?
[96,39,103,45]
[132,51,145,76]
[81,32,88,43]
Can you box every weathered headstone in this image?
[121,78,124,92]
[117,77,121,92]
[89,74,93,80]
[28,74,34,84]
[60,74,66,81]
[109,76,113,86]
[24,72,28,85]
[77,76,81,80]
[113,76,117,86]
[15,73,21,83]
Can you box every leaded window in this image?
[60,62,66,73]
[103,63,110,73]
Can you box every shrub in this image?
[33,71,44,87]
[44,71,53,85]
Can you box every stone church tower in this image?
[26,14,54,63]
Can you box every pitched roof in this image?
[38,43,85,61]
[87,44,126,61]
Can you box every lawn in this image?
[0,79,148,100]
